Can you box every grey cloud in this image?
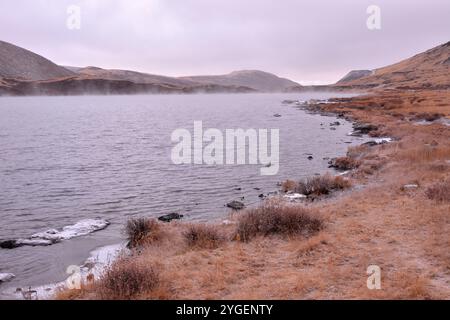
[0,0,448,84]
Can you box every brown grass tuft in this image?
[296,174,352,196]
[331,156,361,170]
[126,218,162,248]
[281,179,298,193]
[97,258,160,300]
[235,200,323,242]
[183,224,226,249]
[425,180,450,202]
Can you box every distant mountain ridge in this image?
[1,39,449,96]
[0,40,75,81]
[181,70,300,92]
[0,40,295,95]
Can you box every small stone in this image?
[226,200,245,210]
[158,213,184,223]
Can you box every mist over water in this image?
[0,92,364,293]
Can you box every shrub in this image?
[330,156,361,170]
[235,200,323,242]
[425,180,450,202]
[98,258,160,300]
[183,224,225,249]
[281,179,298,193]
[295,174,351,196]
[125,218,161,248]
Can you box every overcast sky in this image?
[0,0,448,84]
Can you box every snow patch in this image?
[2,243,126,300]
[1,219,110,249]
[0,273,15,283]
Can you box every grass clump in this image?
[126,218,161,248]
[330,156,361,171]
[296,174,351,196]
[281,174,351,196]
[183,224,225,249]
[425,180,450,202]
[98,258,160,300]
[235,200,323,242]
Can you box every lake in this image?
[0,92,365,295]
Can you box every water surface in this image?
[0,93,364,293]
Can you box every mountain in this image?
[0,40,75,81]
[71,66,200,88]
[181,70,300,92]
[0,40,297,95]
[336,41,450,89]
[336,70,373,84]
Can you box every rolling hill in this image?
[336,41,450,89]
[0,40,75,81]
[181,70,301,92]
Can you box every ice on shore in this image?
[30,219,110,242]
[283,193,307,201]
[0,273,15,283]
[1,219,110,249]
[2,243,126,300]
[374,137,392,144]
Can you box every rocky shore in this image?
[55,88,449,300]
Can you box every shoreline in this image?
[58,88,450,299]
[4,88,450,299]
[0,242,126,300]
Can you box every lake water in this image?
[0,92,365,295]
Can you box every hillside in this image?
[336,70,373,84]
[72,66,200,88]
[181,70,300,92]
[336,41,450,89]
[0,40,75,81]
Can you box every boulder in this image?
[158,213,184,223]
[0,240,20,249]
[226,200,245,210]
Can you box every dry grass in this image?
[347,144,370,158]
[282,174,352,196]
[235,200,323,242]
[183,224,226,249]
[412,112,444,122]
[296,174,352,196]
[331,156,361,170]
[58,89,450,300]
[398,145,450,163]
[425,180,450,202]
[281,179,298,193]
[97,257,160,300]
[126,218,162,248]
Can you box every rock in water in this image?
[226,200,245,210]
[0,240,20,249]
[158,213,184,223]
